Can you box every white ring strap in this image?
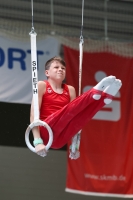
[25,7,53,154]
[79,37,84,96]
[70,0,84,155]
[30,32,39,120]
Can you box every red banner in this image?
[64,45,133,198]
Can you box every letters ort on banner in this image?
[0,36,60,104]
[64,45,133,198]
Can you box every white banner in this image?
[0,36,60,104]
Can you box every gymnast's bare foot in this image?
[93,75,116,100]
[103,79,122,104]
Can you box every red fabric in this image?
[40,88,112,149]
[40,81,70,120]
[64,46,133,197]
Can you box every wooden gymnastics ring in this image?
[25,119,53,153]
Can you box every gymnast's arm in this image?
[30,81,46,153]
[68,85,76,101]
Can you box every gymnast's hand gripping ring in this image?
[25,119,53,153]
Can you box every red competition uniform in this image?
[39,81,113,149]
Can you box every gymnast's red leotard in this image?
[40,81,70,120]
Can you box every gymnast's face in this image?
[45,61,66,81]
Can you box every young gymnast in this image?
[30,56,122,157]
